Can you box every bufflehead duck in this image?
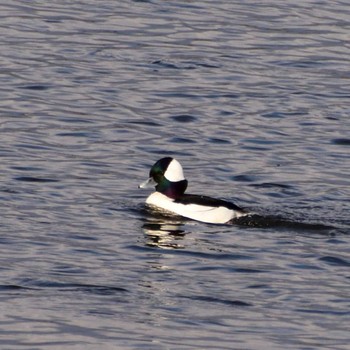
[139,157,248,224]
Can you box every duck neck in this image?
[156,179,188,199]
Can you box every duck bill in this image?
[138,177,156,189]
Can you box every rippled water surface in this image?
[1,1,350,349]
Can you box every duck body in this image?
[140,157,247,224]
[146,192,245,224]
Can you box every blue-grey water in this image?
[1,1,350,349]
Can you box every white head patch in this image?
[164,158,185,182]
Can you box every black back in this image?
[175,194,245,212]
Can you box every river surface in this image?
[1,1,350,349]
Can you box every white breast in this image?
[146,192,245,224]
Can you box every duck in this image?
[139,157,248,224]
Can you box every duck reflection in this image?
[142,214,188,249]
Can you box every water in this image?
[1,0,349,349]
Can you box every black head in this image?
[149,157,188,199]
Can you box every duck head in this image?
[139,157,188,199]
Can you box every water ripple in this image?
[1,0,350,349]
